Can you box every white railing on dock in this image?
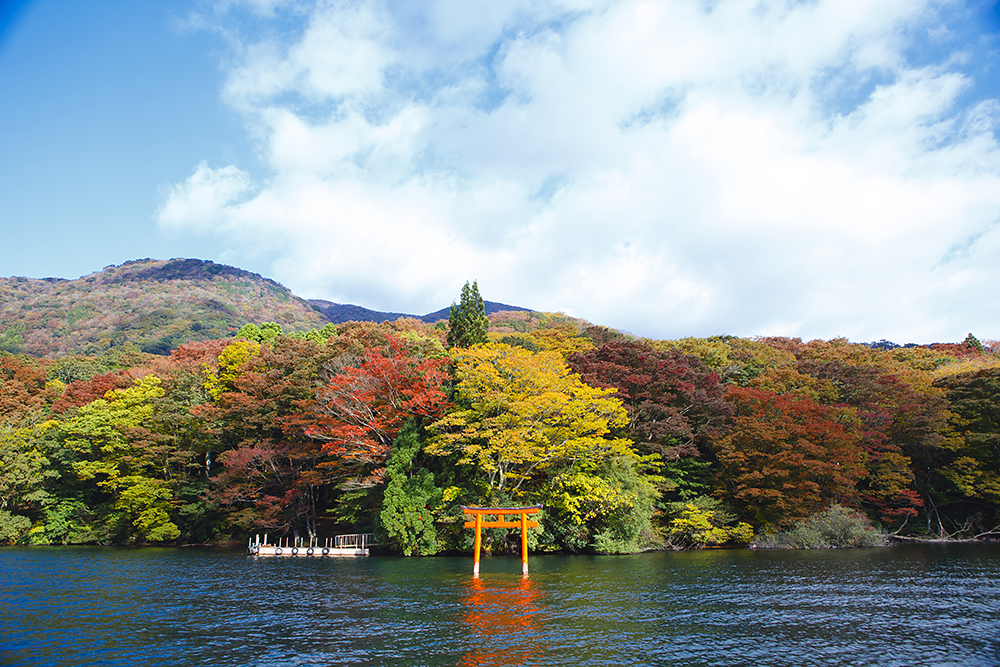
[248,532,376,557]
[334,533,374,549]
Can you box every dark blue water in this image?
[1,545,998,666]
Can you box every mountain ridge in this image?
[307,298,530,324]
[0,258,534,357]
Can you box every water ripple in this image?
[1,545,999,666]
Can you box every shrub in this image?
[755,504,888,549]
[664,496,753,548]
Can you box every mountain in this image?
[308,299,531,324]
[0,258,327,357]
[0,258,534,358]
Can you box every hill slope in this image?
[0,258,537,358]
[0,258,327,357]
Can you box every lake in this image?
[1,544,998,666]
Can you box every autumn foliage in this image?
[1,297,998,550]
[303,336,450,487]
[712,387,864,527]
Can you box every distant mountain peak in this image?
[0,258,321,357]
[308,299,532,325]
[91,258,289,292]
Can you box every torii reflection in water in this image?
[458,575,545,667]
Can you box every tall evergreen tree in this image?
[446,281,489,348]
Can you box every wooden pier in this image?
[248,533,374,557]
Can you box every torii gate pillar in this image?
[462,506,541,577]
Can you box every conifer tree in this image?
[965,333,984,353]
[446,280,489,348]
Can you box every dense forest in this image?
[2,275,999,554]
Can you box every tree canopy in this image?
[1,310,998,551]
[428,343,636,492]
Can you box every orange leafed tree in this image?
[796,358,949,522]
[712,387,866,527]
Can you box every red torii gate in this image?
[462,505,541,577]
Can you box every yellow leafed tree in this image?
[427,343,636,492]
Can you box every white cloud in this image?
[158,162,252,231]
[160,0,1000,342]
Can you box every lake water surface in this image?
[1,544,998,666]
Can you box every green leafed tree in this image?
[236,322,284,343]
[235,323,263,343]
[378,422,441,556]
[0,420,61,544]
[260,322,284,342]
[63,375,181,542]
[446,281,489,349]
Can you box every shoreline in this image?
[4,536,999,552]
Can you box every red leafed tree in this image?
[162,339,232,374]
[712,387,865,527]
[199,337,339,538]
[568,341,730,458]
[299,336,450,488]
[210,440,330,535]
[51,368,151,414]
[796,360,948,522]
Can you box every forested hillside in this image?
[0,258,536,359]
[0,259,327,357]
[2,274,998,553]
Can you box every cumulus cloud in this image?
[158,0,1000,342]
[159,162,252,230]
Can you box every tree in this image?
[198,337,338,539]
[302,335,450,488]
[427,343,638,494]
[63,375,181,542]
[378,422,441,555]
[711,387,865,528]
[528,323,594,358]
[203,339,262,401]
[568,341,731,505]
[52,368,150,414]
[236,322,284,343]
[568,340,730,459]
[665,498,753,549]
[235,323,263,343]
[0,420,61,544]
[259,322,284,342]
[965,333,985,354]
[544,454,661,553]
[210,439,330,537]
[428,343,661,552]
[933,367,1000,533]
[796,359,950,523]
[447,281,489,349]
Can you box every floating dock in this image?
[248,533,374,557]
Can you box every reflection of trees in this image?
[458,577,544,666]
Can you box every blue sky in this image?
[2,0,999,343]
